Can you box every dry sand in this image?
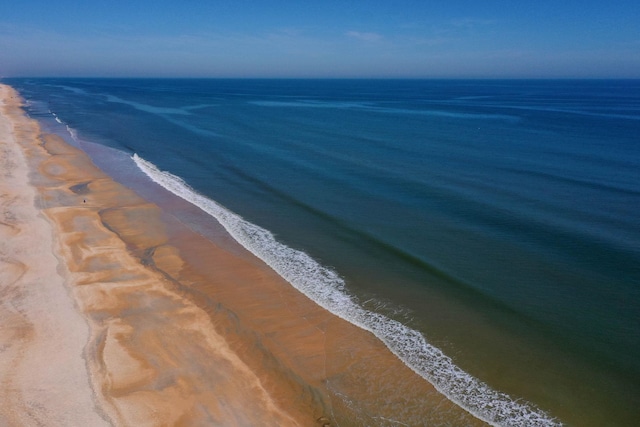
[0,83,486,426]
[0,85,109,425]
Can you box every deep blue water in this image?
[6,78,640,425]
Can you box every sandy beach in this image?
[0,85,110,425]
[0,83,486,426]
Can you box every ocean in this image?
[5,78,640,426]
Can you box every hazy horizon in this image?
[5,76,640,81]
[1,1,639,79]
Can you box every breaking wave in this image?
[132,153,561,427]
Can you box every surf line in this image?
[132,153,562,427]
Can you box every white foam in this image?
[47,111,80,146]
[48,110,77,141]
[65,125,78,141]
[132,153,562,427]
[48,110,62,123]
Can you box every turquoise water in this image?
[7,78,640,425]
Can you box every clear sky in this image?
[1,1,639,78]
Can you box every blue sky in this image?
[1,1,639,78]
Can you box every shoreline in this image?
[0,85,110,425]
[0,83,486,425]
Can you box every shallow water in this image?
[7,78,640,425]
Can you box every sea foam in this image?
[66,125,78,141]
[132,153,562,427]
[48,110,78,141]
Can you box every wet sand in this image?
[0,83,486,426]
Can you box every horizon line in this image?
[3,76,640,81]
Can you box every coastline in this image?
[0,85,109,425]
[0,83,486,425]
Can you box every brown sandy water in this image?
[1,83,487,425]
